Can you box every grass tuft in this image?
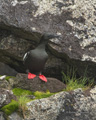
[62,67,94,91]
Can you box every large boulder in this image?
[0,62,17,76]
[13,73,66,93]
[0,0,96,79]
[7,87,96,120]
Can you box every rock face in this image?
[0,112,5,120]
[0,74,96,120]
[0,0,96,79]
[7,87,96,120]
[13,73,66,93]
[0,89,16,108]
[0,62,17,76]
[0,76,11,89]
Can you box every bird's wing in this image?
[23,52,29,62]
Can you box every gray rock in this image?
[0,77,11,89]
[0,89,16,108]
[3,86,96,120]
[13,73,66,93]
[8,112,24,120]
[0,62,17,76]
[24,87,96,120]
[0,112,5,120]
[0,0,96,79]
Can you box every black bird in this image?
[23,33,59,82]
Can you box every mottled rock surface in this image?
[0,77,11,90]
[24,87,96,120]
[0,89,16,108]
[8,112,23,120]
[13,73,66,93]
[0,0,96,79]
[1,81,96,120]
[0,112,5,120]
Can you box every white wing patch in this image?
[23,53,28,61]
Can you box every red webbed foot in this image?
[39,74,47,82]
[28,72,36,79]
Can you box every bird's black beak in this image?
[49,34,60,39]
[48,34,61,46]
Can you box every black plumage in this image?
[23,33,59,74]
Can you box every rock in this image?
[8,112,24,120]
[0,62,17,76]
[13,73,66,93]
[0,0,96,79]
[0,89,16,108]
[17,87,96,120]
[1,85,96,120]
[0,112,5,120]
[0,77,11,89]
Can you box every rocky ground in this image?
[0,0,96,80]
[0,0,96,119]
[13,73,66,93]
[0,74,96,120]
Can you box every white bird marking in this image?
[23,52,28,61]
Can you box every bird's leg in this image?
[26,69,29,74]
[39,72,47,82]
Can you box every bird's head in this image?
[42,33,60,40]
[40,33,60,43]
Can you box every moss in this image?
[1,100,18,115]
[12,88,55,99]
[33,91,54,99]
[1,96,31,116]
[5,76,15,81]
[1,88,55,115]
[12,88,33,96]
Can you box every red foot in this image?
[28,72,36,79]
[39,74,47,82]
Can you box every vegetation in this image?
[1,88,55,116]
[5,76,15,81]
[1,100,18,115]
[12,88,33,96]
[1,67,94,116]
[33,90,54,99]
[62,67,94,91]
[17,95,31,118]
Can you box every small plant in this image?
[17,96,31,118]
[1,88,55,116]
[1,96,31,118]
[62,67,94,91]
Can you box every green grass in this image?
[62,67,94,91]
